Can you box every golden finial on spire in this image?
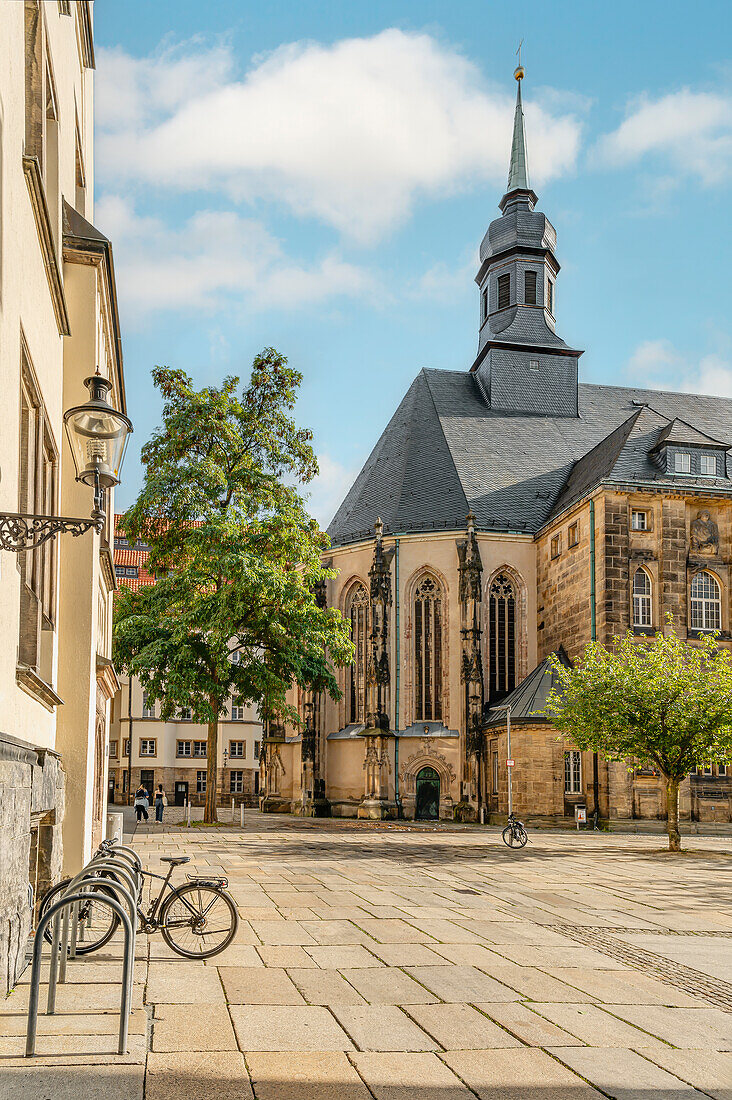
[514,39,525,82]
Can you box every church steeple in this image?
[470,63,583,418]
[506,64,530,194]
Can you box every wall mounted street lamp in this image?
[0,374,132,552]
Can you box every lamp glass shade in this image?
[63,375,132,489]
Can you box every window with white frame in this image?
[193,741,206,757]
[229,741,245,757]
[177,740,191,757]
[689,571,722,631]
[631,509,648,531]
[632,568,653,628]
[674,452,691,474]
[140,739,156,757]
[700,454,717,476]
[196,770,207,793]
[254,740,261,759]
[564,750,581,793]
[142,692,155,718]
[231,698,246,720]
[109,740,118,758]
[230,770,244,793]
[178,706,191,720]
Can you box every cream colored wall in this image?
[0,3,117,872]
[109,674,264,779]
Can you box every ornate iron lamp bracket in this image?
[0,511,104,552]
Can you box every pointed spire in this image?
[506,64,530,193]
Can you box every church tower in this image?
[471,64,582,417]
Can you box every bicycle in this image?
[39,841,238,960]
[502,812,528,848]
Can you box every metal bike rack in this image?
[24,839,141,1058]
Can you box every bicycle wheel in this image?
[160,883,238,959]
[513,827,528,848]
[39,880,120,955]
[502,826,527,849]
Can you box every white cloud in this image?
[97,31,582,243]
[305,453,359,528]
[626,339,732,398]
[595,89,732,184]
[98,195,376,322]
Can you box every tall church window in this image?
[524,270,537,305]
[488,574,516,702]
[632,568,652,628]
[497,273,510,311]
[546,278,554,315]
[414,575,442,721]
[346,583,369,723]
[690,571,721,632]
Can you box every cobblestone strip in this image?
[549,925,732,1010]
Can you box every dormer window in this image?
[497,273,510,311]
[674,452,691,474]
[700,454,717,476]
[524,270,537,305]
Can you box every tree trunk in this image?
[666,776,681,852]
[205,700,219,824]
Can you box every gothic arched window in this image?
[489,573,516,702]
[690,571,722,632]
[414,574,443,721]
[632,568,652,628]
[346,583,369,724]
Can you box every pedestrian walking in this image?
[134,784,149,822]
[154,783,167,823]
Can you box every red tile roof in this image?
[113,514,155,591]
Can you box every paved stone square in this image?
[1,813,731,1098]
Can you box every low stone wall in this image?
[0,733,63,995]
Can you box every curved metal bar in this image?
[59,862,138,968]
[27,893,133,1057]
[94,846,142,879]
[106,841,142,870]
[50,875,136,1007]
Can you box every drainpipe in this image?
[126,677,133,806]
[590,498,600,819]
[394,538,400,813]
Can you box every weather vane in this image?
[514,39,525,81]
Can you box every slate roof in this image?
[652,418,730,451]
[484,647,572,728]
[327,370,732,547]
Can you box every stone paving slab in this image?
[405,1003,523,1050]
[146,1051,254,1099]
[219,966,306,1005]
[404,964,518,1003]
[634,1047,732,1099]
[230,1005,354,1051]
[146,962,225,1004]
[350,1051,473,1099]
[442,1047,607,1098]
[246,1051,371,1099]
[0,1063,145,1099]
[330,1005,440,1051]
[607,1004,732,1049]
[548,1046,711,1098]
[340,966,438,1005]
[475,1001,583,1047]
[151,1003,237,1051]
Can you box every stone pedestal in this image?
[261,795,291,814]
[357,797,398,820]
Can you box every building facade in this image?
[109,520,263,808]
[262,68,732,826]
[0,1,127,994]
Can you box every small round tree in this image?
[545,622,732,851]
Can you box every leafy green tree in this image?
[113,349,353,822]
[545,623,732,850]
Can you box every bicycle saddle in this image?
[161,856,190,865]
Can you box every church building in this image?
[261,66,732,827]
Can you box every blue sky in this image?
[95,0,732,524]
